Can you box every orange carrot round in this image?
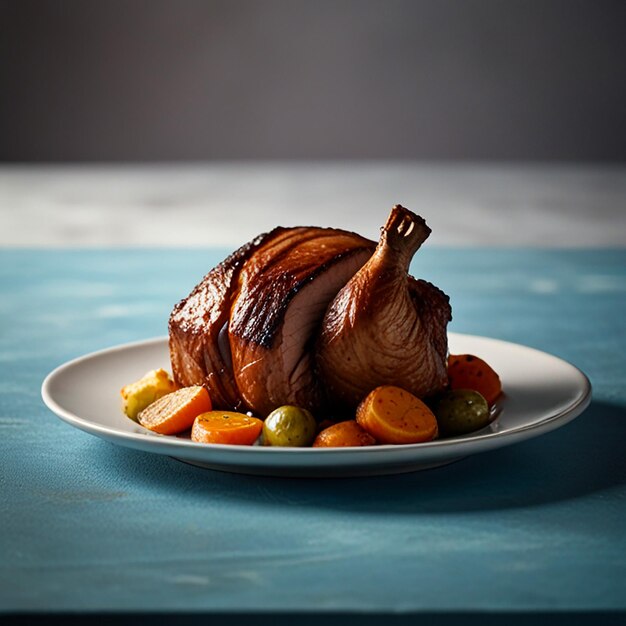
[191,411,263,445]
[313,420,377,448]
[137,386,211,435]
[447,354,502,405]
[356,385,438,444]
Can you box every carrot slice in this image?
[313,420,377,448]
[191,411,263,445]
[356,385,438,444]
[447,354,502,405]
[137,386,211,435]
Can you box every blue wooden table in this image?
[1,248,625,625]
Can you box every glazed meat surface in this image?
[169,226,375,413]
[169,206,451,416]
[316,206,452,408]
[229,228,375,415]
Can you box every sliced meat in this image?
[169,226,375,414]
[229,229,375,415]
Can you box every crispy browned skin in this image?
[168,229,279,410]
[169,205,451,418]
[229,228,375,415]
[169,226,375,413]
[315,205,452,408]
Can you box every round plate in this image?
[41,334,591,477]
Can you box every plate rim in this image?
[41,333,592,459]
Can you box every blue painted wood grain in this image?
[0,248,625,613]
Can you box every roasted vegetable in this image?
[191,411,263,445]
[447,354,502,405]
[434,389,490,436]
[313,420,377,447]
[356,385,438,444]
[263,405,318,447]
[137,385,211,435]
[121,368,177,420]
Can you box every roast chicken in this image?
[316,206,452,407]
[169,205,451,417]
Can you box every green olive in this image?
[434,389,490,436]
[263,405,317,447]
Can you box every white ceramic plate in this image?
[41,334,591,477]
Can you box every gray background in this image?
[1,0,625,162]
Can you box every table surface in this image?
[1,162,626,248]
[1,164,626,623]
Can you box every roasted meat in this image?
[169,226,375,413]
[169,230,276,410]
[228,228,375,415]
[169,205,451,417]
[316,205,452,407]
